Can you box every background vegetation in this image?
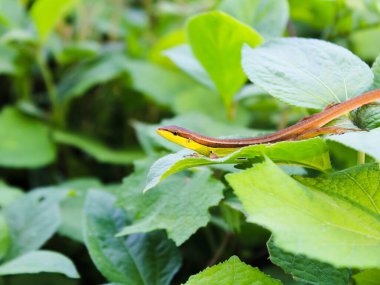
[0,0,380,284]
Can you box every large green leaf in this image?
[0,107,56,168]
[0,250,79,278]
[3,190,62,260]
[0,215,9,261]
[242,38,373,109]
[145,138,331,191]
[187,11,263,113]
[53,130,144,165]
[267,238,350,285]
[83,190,181,285]
[30,0,80,43]
[117,160,224,245]
[328,128,380,161]
[219,0,289,38]
[183,256,282,285]
[296,163,380,217]
[226,158,380,268]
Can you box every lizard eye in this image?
[173,131,178,136]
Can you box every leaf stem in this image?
[207,232,232,266]
[36,53,64,126]
[357,151,366,165]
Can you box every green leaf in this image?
[267,238,351,285]
[117,160,224,245]
[0,45,18,75]
[349,27,380,61]
[55,41,101,65]
[328,128,380,161]
[288,0,336,29]
[0,215,9,261]
[297,163,380,217]
[0,181,23,208]
[0,250,79,278]
[183,256,282,285]
[164,44,215,90]
[58,178,102,242]
[30,0,80,43]
[145,138,331,191]
[57,53,129,102]
[3,190,61,260]
[242,38,373,109]
[353,269,380,285]
[84,190,181,285]
[187,11,263,112]
[352,104,380,130]
[127,62,248,121]
[0,107,56,168]
[226,158,380,268]
[53,129,144,165]
[219,0,289,38]
[372,53,380,90]
[0,0,25,29]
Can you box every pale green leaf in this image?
[127,61,250,121]
[0,250,79,278]
[328,128,380,161]
[353,269,380,285]
[187,11,263,112]
[164,44,215,90]
[84,190,181,285]
[372,54,380,90]
[0,107,56,168]
[0,215,9,261]
[145,138,331,191]
[296,163,380,217]
[183,256,282,285]
[53,129,144,165]
[0,181,23,208]
[242,38,373,109]
[3,190,61,260]
[0,0,25,29]
[226,158,380,268]
[117,160,224,245]
[30,0,80,43]
[126,59,191,107]
[267,238,350,285]
[219,0,289,38]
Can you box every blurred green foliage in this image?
[0,0,380,284]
